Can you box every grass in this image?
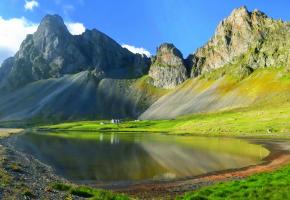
[177,164,290,200]
[41,99,290,138]
[51,182,130,200]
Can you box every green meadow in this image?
[42,100,290,138]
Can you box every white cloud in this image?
[0,16,85,64]
[24,0,39,11]
[66,22,85,35]
[0,16,38,60]
[122,44,151,57]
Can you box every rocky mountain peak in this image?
[30,14,72,60]
[37,14,70,35]
[154,43,184,67]
[230,6,249,18]
[187,7,277,76]
[222,6,269,30]
[148,43,187,89]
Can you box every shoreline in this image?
[0,128,24,138]
[0,129,73,199]
[1,129,290,199]
[36,127,290,140]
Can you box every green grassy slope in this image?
[178,165,290,200]
[140,68,290,119]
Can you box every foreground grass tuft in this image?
[52,182,130,200]
[177,165,290,200]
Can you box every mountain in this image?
[0,15,150,90]
[141,6,290,119]
[0,7,289,124]
[0,14,162,124]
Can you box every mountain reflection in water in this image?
[10,132,269,183]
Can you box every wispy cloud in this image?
[122,44,151,57]
[0,16,85,64]
[24,0,39,11]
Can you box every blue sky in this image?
[0,0,290,63]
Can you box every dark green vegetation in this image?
[52,182,129,200]
[178,165,290,200]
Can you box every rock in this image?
[149,43,188,89]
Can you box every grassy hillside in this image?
[140,67,290,119]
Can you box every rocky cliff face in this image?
[148,43,188,89]
[0,15,150,90]
[187,6,290,77]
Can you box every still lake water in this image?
[11,132,269,183]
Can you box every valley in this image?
[0,4,289,200]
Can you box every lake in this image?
[10,132,269,184]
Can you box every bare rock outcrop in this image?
[149,43,187,89]
[187,6,289,77]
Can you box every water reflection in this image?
[10,132,269,183]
